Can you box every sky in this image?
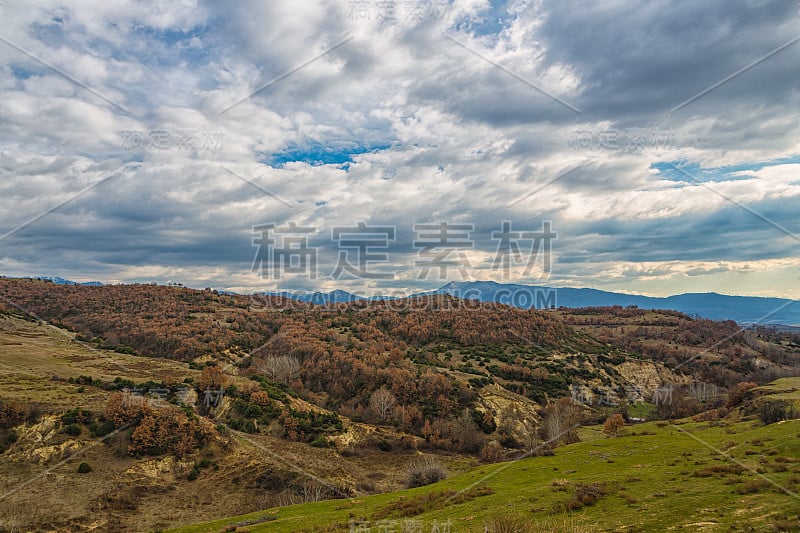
[0,0,798,298]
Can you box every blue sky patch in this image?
[127,25,212,66]
[265,141,393,168]
[651,156,800,183]
[454,0,516,39]
[11,66,36,80]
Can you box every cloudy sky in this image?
[0,0,798,298]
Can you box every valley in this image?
[0,279,798,531]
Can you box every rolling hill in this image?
[0,278,798,531]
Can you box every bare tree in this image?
[299,480,330,503]
[542,408,561,443]
[455,408,483,453]
[406,456,447,488]
[257,354,300,385]
[275,491,301,507]
[540,398,581,445]
[369,388,397,423]
[521,421,540,454]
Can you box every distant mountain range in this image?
[433,281,800,326]
[259,280,800,326]
[28,277,800,326]
[36,276,104,287]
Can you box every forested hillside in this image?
[1,278,798,430]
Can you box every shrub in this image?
[499,434,521,449]
[89,419,115,438]
[249,391,270,406]
[693,465,744,477]
[2,429,18,446]
[773,519,798,532]
[283,410,344,443]
[737,479,770,494]
[62,423,82,436]
[603,414,625,436]
[758,400,791,425]
[129,407,217,457]
[310,437,332,448]
[77,462,92,473]
[480,441,503,463]
[397,434,417,451]
[199,365,227,391]
[104,391,151,428]
[551,478,571,491]
[561,482,611,511]
[372,485,492,520]
[61,408,94,425]
[574,483,604,505]
[406,457,447,488]
[726,381,758,407]
[485,515,533,533]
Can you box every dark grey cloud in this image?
[540,0,799,119]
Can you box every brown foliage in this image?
[480,440,503,463]
[249,391,270,406]
[562,482,612,511]
[0,400,26,429]
[129,407,216,457]
[603,413,625,436]
[0,279,567,438]
[726,381,758,407]
[104,391,151,428]
[199,365,227,391]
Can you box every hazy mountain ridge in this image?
[258,280,800,326]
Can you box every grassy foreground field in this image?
[173,418,800,532]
